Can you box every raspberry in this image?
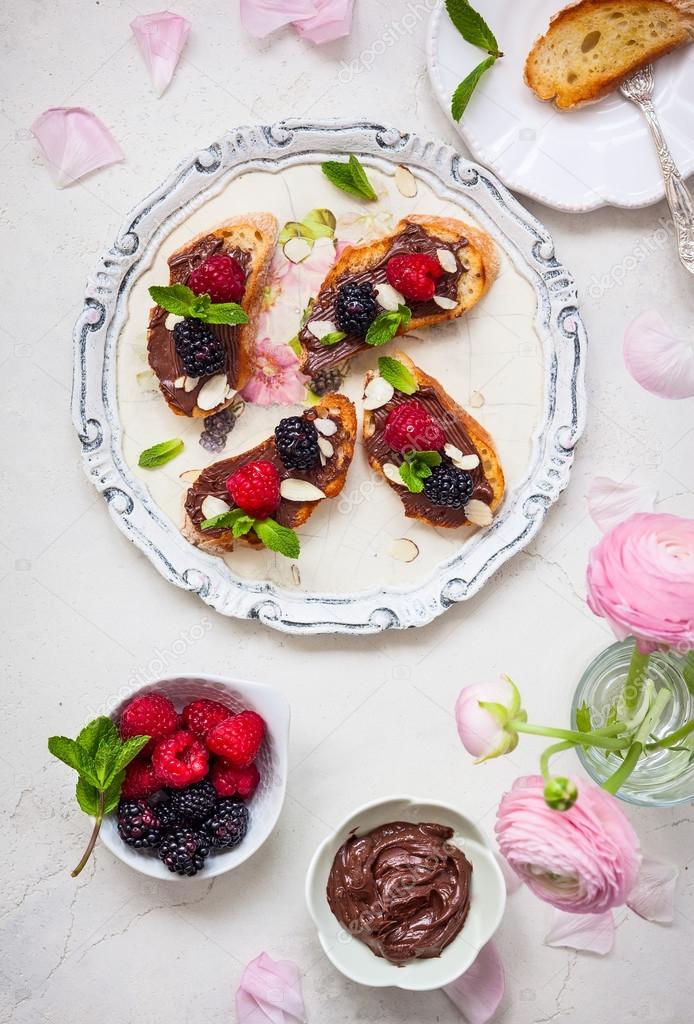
[119,694,179,754]
[167,780,218,822]
[158,826,210,876]
[117,799,165,848]
[386,253,443,302]
[423,464,474,508]
[383,400,446,454]
[202,798,249,849]
[226,460,280,519]
[274,416,320,471]
[188,253,246,304]
[182,699,234,738]
[121,759,163,799]
[334,282,378,336]
[152,730,209,788]
[173,318,226,377]
[206,711,266,768]
[210,759,261,799]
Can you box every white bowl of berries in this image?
[101,674,289,879]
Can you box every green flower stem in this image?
[71,790,104,877]
[540,741,574,780]
[602,688,672,795]
[511,721,627,749]
[645,717,694,751]
[623,646,651,714]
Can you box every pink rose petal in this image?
[293,0,355,43]
[30,107,123,188]
[626,857,679,923]
[131,11,190,96]
[443,941,505,1024]
[623,310,694,399]
[240,0,318,38]
[545,909,615,955]
[587,476,657,534]
[236,952,306,1024]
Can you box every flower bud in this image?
[455,676,525,763]
[544,776,578,811]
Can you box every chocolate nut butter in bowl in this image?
[305,796,506,990]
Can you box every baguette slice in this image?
[299,215,498,379]
[148,213,278,418]
[362,352,504,530]
[182,394,357,555]
[525,0,694,109]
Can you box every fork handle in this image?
[637,97,694,274]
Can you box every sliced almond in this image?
[317,436,334,458]
[179,469,201,483]
[383,463,405,486]
[196,374,228,411]
[433,294,458,310]
[201,495,230,520]
[464,499,493,527]
[307,319,339,341]
[283,237,312,264]
[280,479,326,502]
[394,165,417,198]
[165,313,184,331]
[390,538,419,562]
[314,417,337,436]
[224,385,236,400]
[184,375,200,393]
[174,375,186,389]
[363,376,394,410]
[375,282,405,311]
[436,248,457,274]
[470,390,485,409]
[444,443,480,471]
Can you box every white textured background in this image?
[1,2,693,1023]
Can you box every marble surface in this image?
[1,2,693,1023]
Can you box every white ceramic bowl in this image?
[102,674,289,880]
[305,796,506,990]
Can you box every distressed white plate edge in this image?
[71,119,587,635]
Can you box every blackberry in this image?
[423,464,474,509]
[202,798,249,849]
[309,367,343,397]
[173,318,225,377]
[334,282,378,336]
[204,408,236,437]
[167,780,218,823]
[117,799,165,849]
[199,430,225,454]
[274,416,320,471]
[158,827,210,876]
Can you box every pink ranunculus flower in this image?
[586,512,694,654]
[496,775,641,914]
[455,676,524,763]
[241,338,307,406]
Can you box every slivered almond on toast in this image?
[362,352,504,530]
[525,0,694,109]
[299,215,498,378]
[147,213,278,419]
[182,393,357,556]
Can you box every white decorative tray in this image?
[72,120,587,635]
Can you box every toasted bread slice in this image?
[182,394,357,555]
[299,216,498,379]
[525,0,694,109]
[362,352,504,530]
[148,213,278,418]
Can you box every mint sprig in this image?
[201,508,300,559]
[320,330,347,347]
[149,284,249,326]
[445,1,502,121]
[378,357,418,395]
[139,438,184,468]
[399,450,442,494]
[321,155,377,201]
[48,717,149,877]
[365,305,412,347]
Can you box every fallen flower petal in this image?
[626,857,679,923]
[131,11,191,96]
[623,309,694,399]
[293,0,355,44]
[30,107,123,188]
[240,0,317,38]
[236,951,307,1023]
[587,476,657,534]
[545,909,615,955]
[443,941,505,1024]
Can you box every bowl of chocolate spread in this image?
[305,796,506,990]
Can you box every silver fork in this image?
[620,64,694,275]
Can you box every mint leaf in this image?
[575,703,592,733]
[203,302,249,326]
[254,518,301,559]
[149,282,248,326]
[446,0,500,55]
[138,438,184,468]
[201,508,245,531]
[451,56,497,120]
[94,734,122,788]
[48,737,99,786]
[76,771,124,817]
[77,717,118,757]
[365,305,412,347]
[320,330,347,347]
[378,357,418,395]
[232,515,256,538]
[149,283,196,316]
[107,735,150,780]
[321,155,377,201]
[398,451,442,493]
[409,450,442,469]
[399,461,425,493]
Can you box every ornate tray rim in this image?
[71,119,587,635]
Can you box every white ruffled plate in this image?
[427,0,694,212]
